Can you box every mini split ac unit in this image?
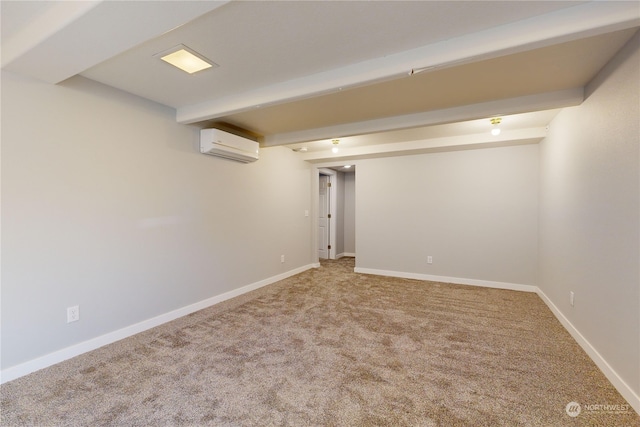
[200,128,259,163]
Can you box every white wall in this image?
[538,32,639,398]
[355,144,539,287]
[1,72,312,370]
[344,172,356,255]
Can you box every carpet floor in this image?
[1,258,637,426]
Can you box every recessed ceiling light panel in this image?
[155,44,217,74]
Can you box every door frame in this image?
[318,168,337,260]
[310,162,356,264]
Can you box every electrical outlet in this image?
[570,291,575,307]
[281,255,285,263]
[67,305,79,323]
[427,256,433,264]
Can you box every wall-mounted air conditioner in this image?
[200,128,259,163]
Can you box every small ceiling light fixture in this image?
[332,139,340,153]
[344,165,352,169]
[490,117,502,136]
[155,44,217,74]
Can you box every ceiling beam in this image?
[261,88,583,146]
[298,127,548,163]
[1,1,101,68]
[2,1,229,84]
[176,1,639,125]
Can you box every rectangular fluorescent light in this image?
[155,44,216,74]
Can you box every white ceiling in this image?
[2,1,639,162]
[80,1,585,107]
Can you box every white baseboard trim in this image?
[536,288,640,415]
[0,263,316,385]
[335,253,356,259]
[353,267,537,293]
[324,253,355,261]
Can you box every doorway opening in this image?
[318,170,335,260]
[316,167,356,261]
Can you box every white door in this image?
[318,174,330,259]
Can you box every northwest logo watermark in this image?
[565,401,632,417]
[565,402,581,417]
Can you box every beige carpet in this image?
[1,258,637,426]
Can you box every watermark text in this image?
[566,401,632,417]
